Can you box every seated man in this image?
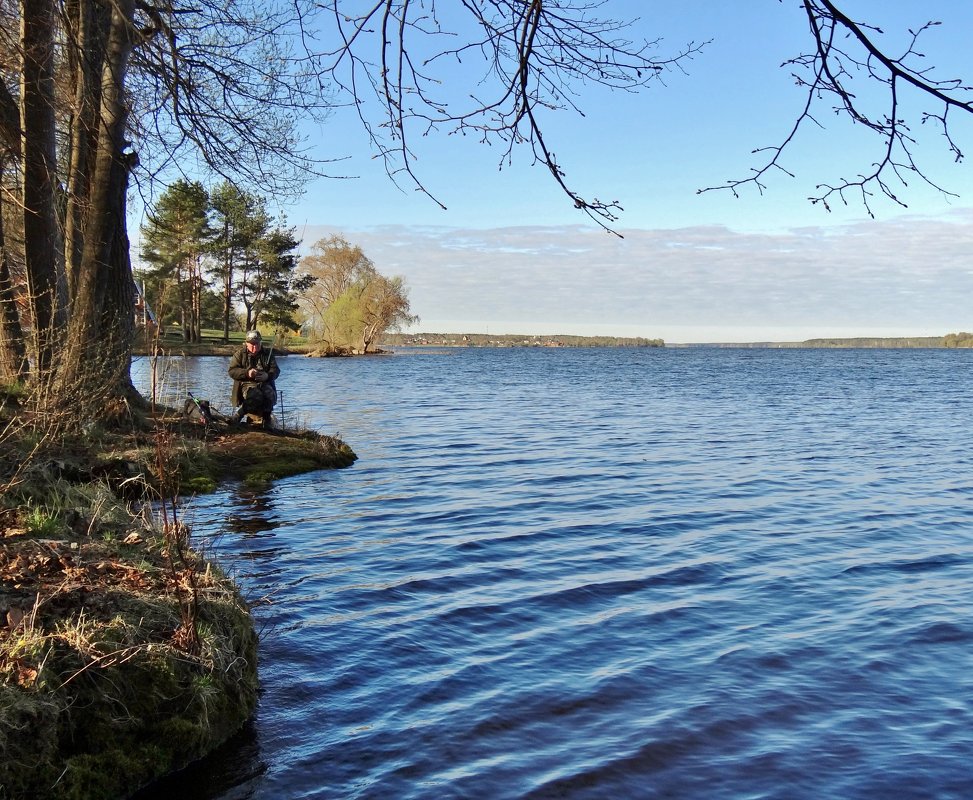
[228,330,280,428]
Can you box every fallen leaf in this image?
[6,607,25,629]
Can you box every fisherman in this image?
[228,330,280,428]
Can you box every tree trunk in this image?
[61,0,138,400]
[221,244,234,342]
[191,263,202,342]
[0,190,29,381]
[63,0,102,302]
[20,0,65,375]
[106,166,139,403]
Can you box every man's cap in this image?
[245,330,262,343]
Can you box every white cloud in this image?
[300,209,973,342]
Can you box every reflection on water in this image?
[130,349,973,799]
[225,487,283,538]
[132,718,265,800]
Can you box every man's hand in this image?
[247,368,268,382]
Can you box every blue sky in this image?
[281,2,973,343]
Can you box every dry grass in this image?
[0,509,259,799]
[0,373,357,798]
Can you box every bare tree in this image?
[127,0,335,201]
[299,235,376,312]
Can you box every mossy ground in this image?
[0,395,356,799]
[0,524,259,800]
[205,426,357,487]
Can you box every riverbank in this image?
[0,395,356,799]
[133,340,385,358]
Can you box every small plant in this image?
[23,505,61,538]
[183,476,217,494]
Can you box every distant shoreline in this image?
[133,333,971,356]
[383,333,957,349]
[668,337,946,348]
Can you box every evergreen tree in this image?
[209,182,267,341]
[139,181,212,342]
[239,226,302,333]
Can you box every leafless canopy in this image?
[315,0,705,230]
[700,0,973,217]
[128,0,335,202]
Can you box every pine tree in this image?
[239,226,302,333]
[209,183,267,341]
[139,181,211,343]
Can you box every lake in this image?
[132,347,973,799]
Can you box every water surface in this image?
[133,348,973,799]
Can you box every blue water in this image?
[132,347,973,799]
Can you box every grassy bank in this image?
[0,392,356,799]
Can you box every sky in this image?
[278,2,973,343]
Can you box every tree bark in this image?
[61,0,137,396]
[0,189,29,381]
[63,0,103,302]
[20,0,65,374]
[221,238,235,342]
[106,161,139,402]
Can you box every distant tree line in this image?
[802,337,945,348]
[805,335,973,349]
[384,333,664,348]
[943,333,973,348]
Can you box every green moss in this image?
[0,579,258,800]
[0,686,61,798]
[53,746,169,800]
[210,430,357,486]
[182,475,218,494]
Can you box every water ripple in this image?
[133,349,973,800]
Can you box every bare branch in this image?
[127,0,341,202]
[700,1,973,216]
[314,1,707,232]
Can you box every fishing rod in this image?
[266,331,278,362]
[261,330,283,430]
